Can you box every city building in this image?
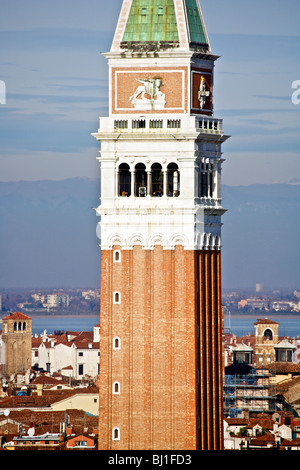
[0,384,99,417]
[46,294,69,309]
[93,0,229,450]
[65,434,97,450]
[223,317,300,420]
[254,318,279,367]
[31,293,70,310]
[1,312,32,378]
[81,290,100,300]
[223,414,300,450]
[32,327,100,380]
[224,366,275,419]
[7,432,63,450]
[0,415,98,450]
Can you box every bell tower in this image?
[1,311,32,378]
[93,0,229,450]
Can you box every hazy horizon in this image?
[0,179,298,292]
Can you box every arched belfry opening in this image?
[167,162,180,197]
[118,163,131,196]
[151,163,163,196]
[134,163,147,197]
[263,328,273,341]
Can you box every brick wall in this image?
[112,67,189,114]
[2,315,32,377]
[98,245,223,450]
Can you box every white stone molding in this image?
[99,229,221,251]
[106,233,125,249]
[148,233,167,249]
[127,233,146,247]
[169,233,188,249]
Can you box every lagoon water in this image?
[31,315,99,336]
[1,313,300,339]
[0,314,99,337]
[225,315,300,338]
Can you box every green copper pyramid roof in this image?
[122,0,179,43]
[121,0,209,50]
[185,0,208,44]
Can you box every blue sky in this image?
[0,0,299,185]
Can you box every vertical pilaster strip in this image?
[194,250,200,448]
[107,250,112,449]
[150,248,154,449]
[209,248,224,450]
[217,249,224,449]
[198,250,206,450]
[211,249,217,449]
[129,248,133,449]
[98,250,113,449]
[197,249,224,450]
[171,249,175,449]
[205,249,213,450]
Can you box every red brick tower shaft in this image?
[99,247,223,450]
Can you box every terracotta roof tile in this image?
[254,318,279,325]
[250,432,275,446]
[2,311,32,321]
[31,375,62,385]
[0,388,99,410]
[4,409,98,436]
[32,337,43,347]
[224,418,248,426]
[248,417,274,430]
[73,341,99,350]
[267,362,300,374]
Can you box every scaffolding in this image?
[223,367,277,418]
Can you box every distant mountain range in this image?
[0,178,299,291]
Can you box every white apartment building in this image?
[46,294,69,309]
[32,325,100,381]
[81,290,100,300]
[32,293,70,309]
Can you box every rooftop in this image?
[112,0,211,53]
[122,0,179,44]
[2,311,32,321]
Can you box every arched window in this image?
[134,163,147,197]
[113,250,121,263]
[113,292,121,304]
[113,337,121,350]
[167,163,180,197]
[151,163,163,196]
[23,322,26,331]
[18,322,22,331]
[14,322,17,331]
[113,381,120,394]
[263,329,273,341]
[112,427,120,441]
[118,163,131,196]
